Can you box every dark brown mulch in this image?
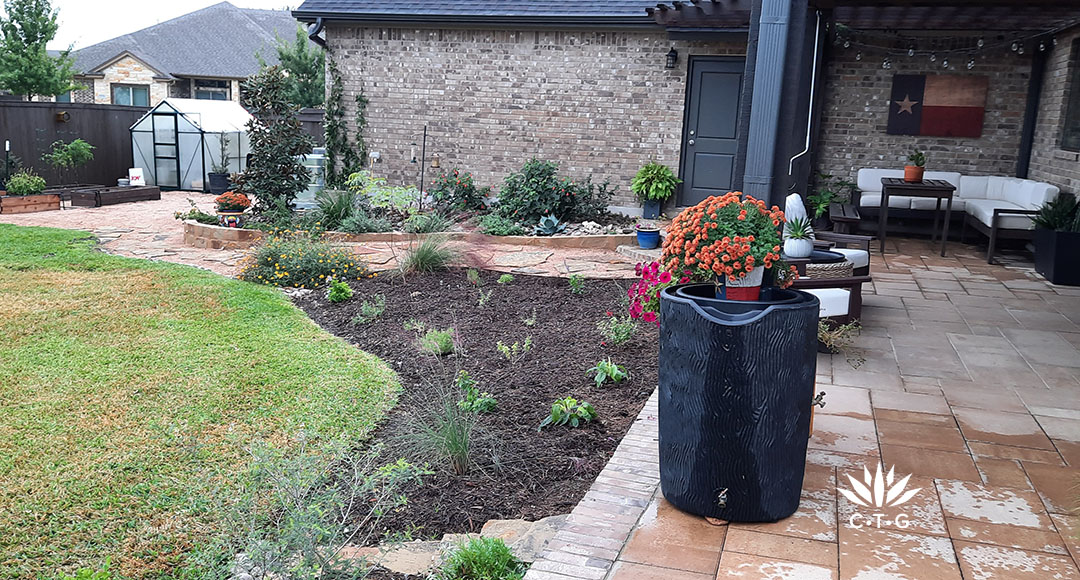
[293,269,657,543]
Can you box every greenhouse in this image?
[129,98,252,191]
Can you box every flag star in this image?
[895,94,919,114]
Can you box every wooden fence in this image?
[0,101,149,187]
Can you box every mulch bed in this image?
[294,269,657,543]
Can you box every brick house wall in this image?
[1029,26,1080,195]
[87,56,171,106]
[814,47,1033,185]
[326,26,745,211]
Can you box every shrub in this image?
[439,537,526,580]
[567,177,615,222]
[539,397,597,431]
[315,188,357,230]
[588,358,628,387]
[327,278,353,303]
[597,315,637,346]
[340,210,392,234]
[352,294,386,325]
[404,212,452,234]
[346,170,417,214]
[455,371,497,413]
[4,168,46,196]
[497,274,514,284]
[420,328,456,355]
[214,191,251,212]
[239,231,368,288]
[497,159,576,223]
[42,138,95,183]
[401,237,456,273]
[568,274,586,295]
[403,393,477,475]
[631,162,681,202]
[431,168,488,211]
[496,337,533,363]
[478,213,525,236]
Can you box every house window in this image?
[112,84,149,107]
[1062,38,1080,152]
[55,91,71,103]
[194,79,230,101]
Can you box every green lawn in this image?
[0,225,399,579]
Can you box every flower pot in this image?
[208,173,230,196]
[783,238,814,259]
[1034,228,1080,286]
[642,199,661,220]
[722,267,764,301]
[217,210,244,228]
[637,228,661,250]
[658,284,819,521]
[904,165,924,183]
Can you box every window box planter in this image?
[658,284,819,522]
[0,193,61,214]
[1034,228,1080,286]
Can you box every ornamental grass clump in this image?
[239,230,370,288]
[662,192,794,288]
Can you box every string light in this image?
[977,37,984,48]
[908,47,915,57]
[1039,41,1047,52]
[855,51,862,61]
[1012,41,1019,52]
[1018,45,1025,55]
[967,58,976,70]
[882,57,892,69]
[929,53,936,62]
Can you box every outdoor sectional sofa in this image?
[855,169,1059,263]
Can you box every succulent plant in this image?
[533,215,566,236]
[785,216,814,240]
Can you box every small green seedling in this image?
[539,396,597,431]
[568,274,586,295]
[497,274,514,284]
[351,294,386,324]
[496,336,533,363]
[588,358,628,388]
[420,328,455,355]
[455,370,497,413]
[327,278,353,303]
[466,268,482,286]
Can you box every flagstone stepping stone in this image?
[493,251,553,268]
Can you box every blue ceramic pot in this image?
[637,228,660,249]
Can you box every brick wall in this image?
[89,56,170,106]
[326,26,745,210]
[1029,26,1080,195]
[815,47,1033,184]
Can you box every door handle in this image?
[688,139,696,146]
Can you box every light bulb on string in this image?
[1011,41,1019,52]
[882,57,891,70]
[908,47,915,57]
[843,40,851,48]
[1018,45,1025,55]
[929,53,936,62]
[942,58,949,68]
[977,38,984,49]
[967,58,975,70]
[1053,37,1058,47]
[1040,41,1046,52]
[855,51,862,61]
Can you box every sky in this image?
[39,0,300,51]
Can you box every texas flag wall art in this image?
[886,74,989,138]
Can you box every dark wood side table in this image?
[879,177,956,257]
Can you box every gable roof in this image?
[71,2,305,80]
[293,0,660,28]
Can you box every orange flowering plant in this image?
[661,192,795,288]
[215,191,251,212]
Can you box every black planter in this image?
[811,215,830,232]
[642,199,661,220]
[658,284,819,522]
[208,173,230,196]
[1035,228,1080,286]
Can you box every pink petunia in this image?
[659,271,672,283]
[643,311,658,323]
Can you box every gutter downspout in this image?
[788,10,821,180]
[743,0,791,204]
[307,18,327,49]
[1017,41,1048,179]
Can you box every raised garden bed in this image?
[0,193,61,214]
[70,185,161,207]
[43,183,100,203]
[294,269,657,542]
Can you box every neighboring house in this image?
[62,2,304,107]
[293,0,1079,212]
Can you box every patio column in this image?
[742,0,791,204]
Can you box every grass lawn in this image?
[0,225,399,579]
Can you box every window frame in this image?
[1060,37,1080,152]
[111,83,150,107]
[193,79,230,101]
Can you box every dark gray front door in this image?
[679,58,744,206]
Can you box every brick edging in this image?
[525,390,660,580]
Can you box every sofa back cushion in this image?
[958,176,989,200]
[857,168,904,192]
[986,176,1022,201]
[1011,181,1059,209]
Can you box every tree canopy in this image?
[260,24,324,109]
[0,0,78,99]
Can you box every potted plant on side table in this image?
[632,161,680,219]
[904,149,926,183]
[208,135,232,196]
[215,190,250,228]
[1033,194,1080,286]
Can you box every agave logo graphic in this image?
[840,463,922,529]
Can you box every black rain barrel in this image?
[658,284,819,522]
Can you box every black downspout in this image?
[307,18,328,49]
[1017,45,1048,179]
[743,0,791,205]
[734,0,762,192]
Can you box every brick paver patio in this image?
[4,194,1079,578]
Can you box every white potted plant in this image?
[783,216,814,258]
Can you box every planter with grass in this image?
[1033,195,1080,286]
[1,169,60,214]
[632,161,680,219]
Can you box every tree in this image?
[0,0,78,99]
[260,24,324,109]
[234,66,313,215]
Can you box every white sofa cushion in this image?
[910,197,966,211]
[832,248,869,269]
[959,176,989,200]
[861,193,915,209]
[964,199,1035,230]
[805,288,850,318]
[857,168,904,193]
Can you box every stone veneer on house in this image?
[78,56,171,106]
[1029,26,1080,195]
[814,46,1033,184]
[325,27,746,210]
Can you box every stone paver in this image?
[525,238,1080,580]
